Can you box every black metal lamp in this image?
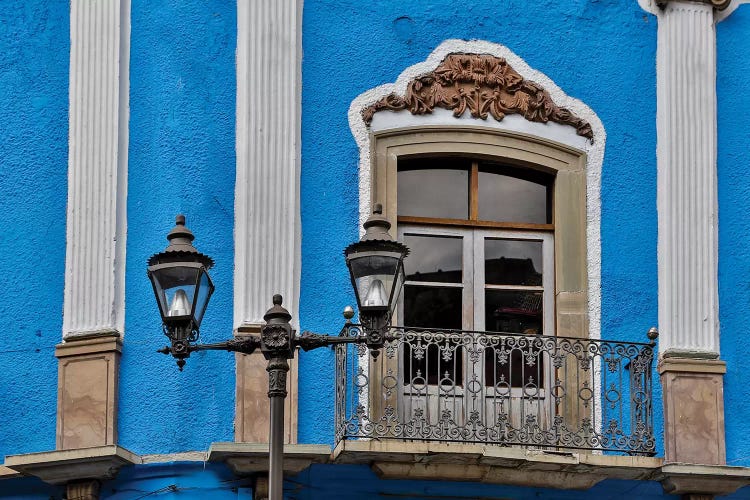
[344,204,409,337]
[148,214,215,369]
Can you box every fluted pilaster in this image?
[656,1,719,356]
[63,0,129,339]
[235,0,301,327]
[234,0,302,445]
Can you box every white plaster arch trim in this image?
[348,39,606,341]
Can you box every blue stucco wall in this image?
[299,0,659,448]
[120,0,236,454]
[290,464,750,500]
[717,4,750,468]
[0,1,68,460]
[0,463,238,500]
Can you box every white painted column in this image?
[235,0,301,328]
[656,1,719,356]
[63,0,130,339]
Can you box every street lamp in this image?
[147,214,215,370]
[344,204,409,344]
[149,208,408,500]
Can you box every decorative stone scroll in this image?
[362,53,593,141]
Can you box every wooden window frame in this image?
[397,158,555,232]
[371,126,589,340]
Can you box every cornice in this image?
[361,53,593,141]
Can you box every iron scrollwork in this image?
[335,326,658,456]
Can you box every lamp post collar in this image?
[361,203,393,242]
[344,204,410,258]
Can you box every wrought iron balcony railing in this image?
[334,326,657,456]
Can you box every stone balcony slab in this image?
[4,445,139,485]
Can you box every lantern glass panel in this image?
[350,253,401,311]
[193,269,214,327]
[150,264,201,320]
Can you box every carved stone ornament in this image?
[362,53,594,141]
[655,0,731,10]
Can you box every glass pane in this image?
[398,158,470,219]
[350,254,400,309]
[193,271,214,326]
[404,285,462,329]
[478,165,551,223]
[403,234,462,283]
[150,266,200,319]
[403,285,464,386]
[485,290,543,334]
[485,239,543,286]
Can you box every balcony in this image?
[335,327,656,456]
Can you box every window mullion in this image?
[470,161,479,221]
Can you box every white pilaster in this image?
[63,0,130,339]
[235,0,302,328]
[655,2,719,356]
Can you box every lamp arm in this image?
[195,336,262,355]
[295,331,367,352]
[158,335,262,358]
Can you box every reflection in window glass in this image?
[404,234,462,283]
[478,164,551,223]
[398,158,470,219]
[484,290,543,335]
[404,285,462,330]
[485,239,542,286]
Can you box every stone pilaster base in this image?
[55,334,122,449]
[235,324,297,444]
[659,357,726,465]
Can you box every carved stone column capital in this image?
[67,480,101,500]
[655,0,731,10]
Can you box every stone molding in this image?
[64,0,129,339]
[362,53,593,141]
[4,445,139,485]
[207,442,331,475]
[234,325,298,444]
[5,443,749,497]
[234,0,302,330]
[55,335,122,450]
[659,463,750,496]
[659,358,726,465]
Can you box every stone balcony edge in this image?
[3,445,140,485]
[5,442,750,496]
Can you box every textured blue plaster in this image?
[299,0,659,448]
[289,464,750,500]
[100,462,239,500]
[0,0,68,460]
[717,4,750,468]
[0,476,63,499]
[120,0,236,454]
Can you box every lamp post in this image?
[148,205,408,500]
